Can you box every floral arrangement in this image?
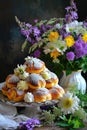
[15,0,87,75]
[15,0,87,130]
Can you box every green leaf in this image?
[46,17,57,25]
[29,43,38,53]
[59,115,67,121]
[35,20,47,26]
[57,121,69,127]
[72,118,85,128]
[68,115,72,124]
[21,40,28,51]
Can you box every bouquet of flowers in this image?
[15,0,87,75]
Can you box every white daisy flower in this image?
[44,38,67,55]
[14,64,26,74]
[59,91,80,115]
[14,64,29,79]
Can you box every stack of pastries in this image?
[1,56,65,103]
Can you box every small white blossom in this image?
[44,39,67,55]
[55,23,62,29]
[14,64,29,79]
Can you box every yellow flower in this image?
[65,35,75,47]
[82,33,87,43]
[48,31,59,42]
[50,50,61,59]
[62,98,73,109]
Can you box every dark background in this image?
[0,0,87,82]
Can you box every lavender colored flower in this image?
[71,0,77,10]
[21,29,30,38]
[33,49,41,58]
[40,24,53,34]
[34,19,38,23]
[46,24,53,29]
[73,37,87,59]
[21,26,41,44]
[33,26,40,37]
[65,6,71,12]
[73,37,87,58]
[25,23,32,28]
[65,0,78,23]
[59,25,67,39]
[71,11,78,20]
[40,24,47,33]
[66,52,75,61]
[19,118,40,130]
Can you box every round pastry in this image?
[33,88,52,102]
[40,68,51,80]
[6,74,20,89]
[53,84,65,95]
[7,87,25,102]
[45,71,59,89]
[24,56,45,74]
[27,73,46,90]
[49,85,65,100]
[1,85,9,96]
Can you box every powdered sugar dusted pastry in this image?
[6,74,20,88]
[49,84,65,100]
[40,68,51,80]
[24,56,45,73]
[53,84,65,95]
[45,71,59,89]
[1,56,62,103]
[24,92,34,103]
[27,73,46,89]
[33,88,52,102]
[7,87,25,102]
[1,85,9,96]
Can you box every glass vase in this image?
[59,70,86,94]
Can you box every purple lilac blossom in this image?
[21,26,41,44]
[34,19,38,23]
[25,23,32,28]
[70,11,78,20]
[19,118,40,130]
[65,0,78,23]
[46,24,53,29]
[40,24,53,34]
[73,37,87,58]
[40,24,47,33]
[66,52,75,61]
[33,26,40,37]
[21,29,30,38]
[58,25,67,39]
